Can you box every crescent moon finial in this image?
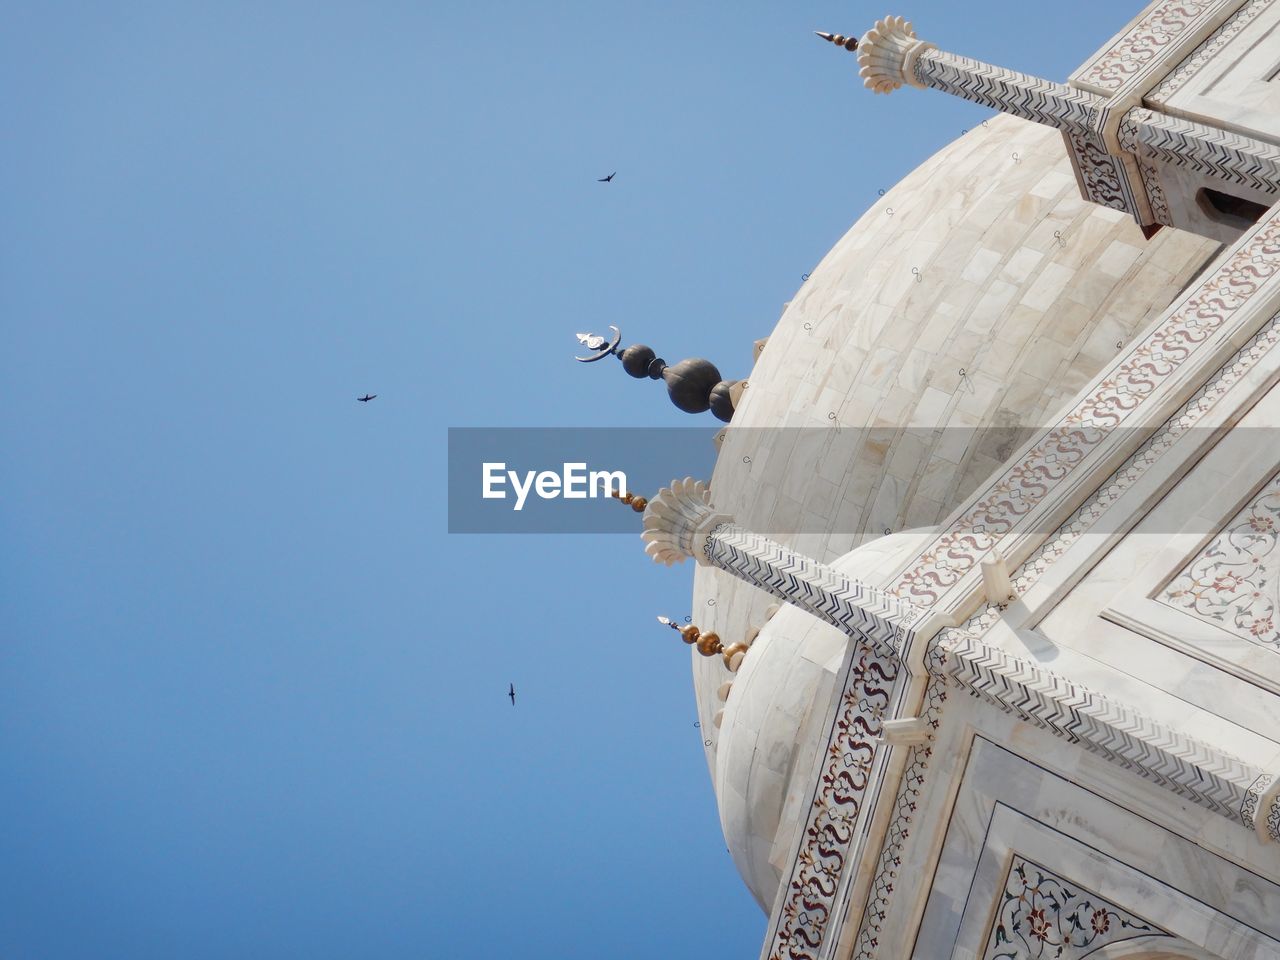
[573,325,622,362]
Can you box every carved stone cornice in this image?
[935,626,1277,832]
[1119,106,1280,196]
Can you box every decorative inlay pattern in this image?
[1243,774,1275,830]
[763,647,897,960]
[915,50,1101,138]
[1119,112,1174,225]
[1159,469,1280,651]
[1075,0,1218,92]
[705,523,913,658]
[984,856,1166,959]
[842,271,1280,960]
[938,629,1266,824]
[849,649,949,960]
[1121,107,1280,195]
[985,316,1280,629]
[1148,0,1271,103]
[1068,134,1131,212]
[890,213,1280,606]
[1138,157,1174,225]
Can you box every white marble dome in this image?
[713,531,933,910]
[690,114,1225,911]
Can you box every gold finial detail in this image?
[815,30,858,51]
[657,616,749,670]
[612,489,648,512]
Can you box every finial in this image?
[572,326,740,422]
[611,489,649,513]
[856,16,935,94]
[815,30,858,51]
[657,616,748,670]
[574,325,623,363]
[641,478,733,567]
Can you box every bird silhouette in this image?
[357,394,376,402]
[508,683,516,706]
[597,172,615,182]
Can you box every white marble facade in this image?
[625,3,1280,960]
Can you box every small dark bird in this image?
[508,683,516,706]
[357,394,376,402]
[597,172,615,182]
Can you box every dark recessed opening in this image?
[1197,186,1271,229]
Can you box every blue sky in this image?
[2,3,1130,957]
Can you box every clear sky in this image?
[2,2,1133,957]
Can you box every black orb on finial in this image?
[662,357,722,414]
[620,344,661,379]
[573,327,739,422]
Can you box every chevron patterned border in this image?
[916,50,1101,138]
[705,523,911,657]
[939,630,1267,824]
[1121,107,1280,195]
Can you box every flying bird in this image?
[597,172,615,182]
[508,683,516,706]
[357,394,376,402]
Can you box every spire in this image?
[572,326,740,422]
[657,616,748,671]
[833,15,1100,138]
[815,30,858,52]
[610,489,649,513]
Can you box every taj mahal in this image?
[577,3,1280,958]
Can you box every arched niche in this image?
[1092,936,1223,960]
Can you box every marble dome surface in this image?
[713,531,933,910]
[687,113,1225,909]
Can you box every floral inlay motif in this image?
[847,317,1280,960]
[984,857,1165,959]
[765,647,896,960]
[890,210,1280,606]
[1159,469,1280,652]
